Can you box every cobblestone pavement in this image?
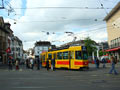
[0,63,120,90]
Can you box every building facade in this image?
[34,41,52,58]
[0,17,13,64]
[0,17,23,64]
[104,2,120,60]
[12,36,23,61]
[98,42,109,51]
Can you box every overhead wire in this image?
[98,0,108,15]
[16,18,105,23]
[55,23,117,43]
[51,25,111,43]
[12,7,113,10]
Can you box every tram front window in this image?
[83,51,88,60]
[75,51,82,60]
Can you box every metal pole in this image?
[0,0,4,9]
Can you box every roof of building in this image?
[104,2,120,21]
[35,41,51,46]
[60,40,84,47]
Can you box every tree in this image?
[84,37,97,56]
[99,50,109,56]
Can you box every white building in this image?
[11,36,23,61]
[34,41,52,58]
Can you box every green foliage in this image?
[84,37,97,56]
[99,50,109,56]
[99,51,104,56]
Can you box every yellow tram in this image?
[40,46,89,70]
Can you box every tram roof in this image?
[49,46,83,52]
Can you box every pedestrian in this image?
[15,59,19,70]
[94,57,100,68]
[40,58,42,68]
[109,55,118,75]
[51,58,55,71]
[26,59,29,69]
[51,59,53,71]
[102,58,106,68]
[8,58,12,70]
[37,57,40,70]
[30,58,34,69]
[46,59,49,71]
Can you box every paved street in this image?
[0,63,120,90]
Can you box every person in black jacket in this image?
[37,57,40,70]
[46,59,49,71]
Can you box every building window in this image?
[38,47,39,50]
[43,46,48,51]
[39,47,42,50]
[38,51,39,54]
[119,37,120,42]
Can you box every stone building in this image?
[104,2,120,60]
[0,17,13,64]
[0,17,23,64]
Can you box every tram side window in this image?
[83,51,88,60]
[57,52,62,59]
[48,53,52,60]
[63,52,68,59]
[75,51,82,60]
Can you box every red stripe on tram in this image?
[57,61,69,65]
[74,61,83,65]
[43,62,46,65]
[74,61,88,65]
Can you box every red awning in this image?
[106,47,120,52]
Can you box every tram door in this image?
[69,51,74,69]
[53,53,56,67]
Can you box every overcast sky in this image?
[0,0,120,50]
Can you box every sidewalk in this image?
[0,64,8,70]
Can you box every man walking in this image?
[109,55,118,75]
[46,59,49,71]
[102,58,106,68]
[51,58,55,71]
[37,57,40,70]
[8,58,12,70]
[94,57,100,68]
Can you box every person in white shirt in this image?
[30,58,34,69]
